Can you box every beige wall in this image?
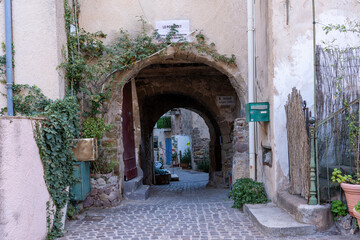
[0,0,67,112]
[78,0,248,97]
[0,117,51,240]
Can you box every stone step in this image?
[277,191,333,230]
[244,203,316,237]
[124,175,143,196]
[171,174,179,181]
[126,185,150,200]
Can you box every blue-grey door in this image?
[166,138,172,165]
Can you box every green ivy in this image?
[61,2,236,117]
[331,200,348,221]
[1,84,81,239]
[229,178,269,209]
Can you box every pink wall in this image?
[0,117,51,240]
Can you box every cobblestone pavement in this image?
[60,168,355,240]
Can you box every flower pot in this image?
[181,163,188,169]
[72,138,98,161]
[353,207,360,226]
[341,183,360,217]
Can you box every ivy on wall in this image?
[0,1,238,239]
[61,1,236,117]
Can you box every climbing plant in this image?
[2,84,81,239]
[61,1,236,117]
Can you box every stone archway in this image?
[103,49,246,193]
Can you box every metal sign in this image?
[217,96,235,106]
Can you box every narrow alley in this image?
[60,169,347,240]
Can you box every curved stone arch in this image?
[139,93,225,185]
[102,49,246,189]
[106,47,247,106]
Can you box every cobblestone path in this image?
[60,168,353,240]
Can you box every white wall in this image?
[266,0,360,200]
[0,117,51,240]
[0,0,67,112]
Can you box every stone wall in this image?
[191,128,210,167]
[232,118,249,183]
[83,175,121,208]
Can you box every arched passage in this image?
[103,51,245,193]
[139,93,222,185]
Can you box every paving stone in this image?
[60,168,358,240]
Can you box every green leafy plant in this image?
[355,201,360,213]
[331,168,360,184]
[180,148,191,164]
[81,117,112,139]
[229,178,269,209]
[66,204,78,220]
[197,159,209,173]
[323,22,360,183]
[331,200,348,220]
[1,83,81,239]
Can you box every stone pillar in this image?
[232,118,249,183]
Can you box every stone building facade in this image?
[1,0,360,204]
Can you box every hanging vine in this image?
[61,1,236,118]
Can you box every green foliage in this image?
[61,3,236,117]
[0,42,15,83]
[157,116,171,129]
[197,159,209,173]
[34,96,80,239]
[9,84,51,116]
[331,168,360,184]
[3,83,81,239]
[180,148,191,164]
[229,178,269,209]
[331,200,348,220]
[355,201,360,213]
[66,204,78,220]
[81,117,112,139]
[324,22,360,180]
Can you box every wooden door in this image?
[122,82,137,181]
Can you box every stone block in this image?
[102,199,111,208]
[108,191,118,202]
[83,196,94,208]
[99,193,108,202]
[97,178,106,186]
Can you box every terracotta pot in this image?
[353,207,360,226]
[341,183,360,217]
[181,163,188,169]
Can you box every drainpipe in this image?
[247,0,256,180]
[5,0,14,116]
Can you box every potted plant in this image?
[180,148,191,169]
[325,21,360,217]
[331,104,360,217]
[353,201,360,225]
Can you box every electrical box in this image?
[245,102,270,122]
[70,161,91,201]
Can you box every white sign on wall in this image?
[155,20,190,42]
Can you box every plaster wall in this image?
[0,0,67,111]
[0,117,51,240]
[0,2,5,110]
[266,0,360,200]
[78,0,248,98]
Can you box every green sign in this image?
[245,102,270,122]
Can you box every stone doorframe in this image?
[101,48,247,193]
